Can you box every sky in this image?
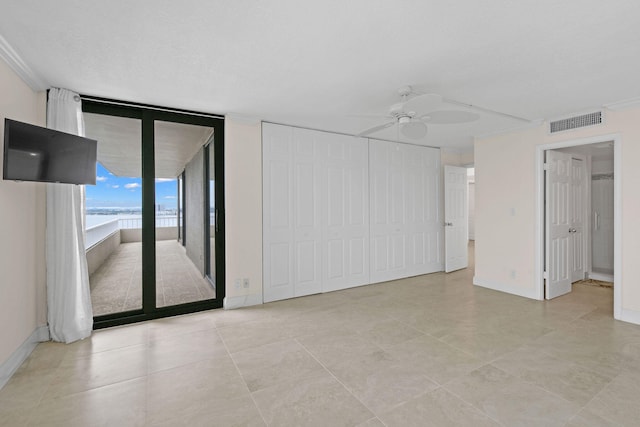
[86,163,177,209]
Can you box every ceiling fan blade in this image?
[403,93,442,115]
[347,114,391,119]
[420,110,480,124]
[357,121,396,137]
[400,121,428,139]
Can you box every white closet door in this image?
[369,140,442,283]
[265,124,443,302]
[263,123,295,302]
[405,144,443,276]
[322,133,369,292]
[292,128,323,297]
[370,139,405,283]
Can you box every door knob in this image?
[444,222,453,226]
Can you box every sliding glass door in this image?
[154,120,216,308]
[82,99,225,328]
[84,114,143,316]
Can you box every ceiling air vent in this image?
[549,111,603,133]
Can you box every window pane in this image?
[84,113,143,316]
[154,120,215,307]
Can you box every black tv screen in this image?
[3,118,97,185]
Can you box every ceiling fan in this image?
[357,86,480,139]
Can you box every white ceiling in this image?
[84,113,213,178]
[2,1,640,150]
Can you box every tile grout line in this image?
[567,371,622,426]
[487,362,583,410]
[218,329,269,426]
[294,337,387,425]
[440,385,507,427]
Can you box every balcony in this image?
[85,216,214,316]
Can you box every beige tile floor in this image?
[90,240,216,316]
[2,244,640,426]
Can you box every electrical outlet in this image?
[243,278,250,288]
[234,278,241,289]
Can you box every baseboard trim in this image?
[224,293,263,310]
[619,308,640,326]
[0,325,50,390]
[588,272,614,282]
[473,276,540,300]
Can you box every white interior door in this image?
[369,139,406,282]
[403,144,443,276]
[570,156,586,282]
[264,123,443,302]
[444,165,468,273]
[262,124,295,302]
[292,128,323,297]
[322,133,369,292]
[545,150,572,299]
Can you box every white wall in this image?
[475,107,640,322]
[0,59,47,367]
[185,147,205,274]
[592,158,614,175]
[223,118,263,307]
[468,182,475,240]
[441,148,474,167]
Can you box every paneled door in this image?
[404,144,442,276]
[292,128,323,297]
[322,133,369,292]
[263,124,368,301]
[369,139,407,283]
[263,124,296,302]
[370,140,442,283]
[443,165,468,272]
[570,156,586,282]
[263,123,444,302]
[545,150,572,299]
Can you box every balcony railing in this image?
[86,219,120,249]
[118,216,178,229]
[85,216,179,249]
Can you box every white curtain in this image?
[46,88,93,343]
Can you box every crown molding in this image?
[0,34,48,91]
[604,98,640,111]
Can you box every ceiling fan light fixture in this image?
[401,121,427,139]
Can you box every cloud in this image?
[96,176,107,182]
[164,196,176,199]
[124,183,140,189]
[155,178,174,183]
[111,185,120,189]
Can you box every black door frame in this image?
[82,96,225,329]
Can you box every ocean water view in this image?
[86,212,179,229]
[86,214,142,228]
[85,211,178,248]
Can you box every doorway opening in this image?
[535,134,621,319]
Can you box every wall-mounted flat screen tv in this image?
[2,118,97,185]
